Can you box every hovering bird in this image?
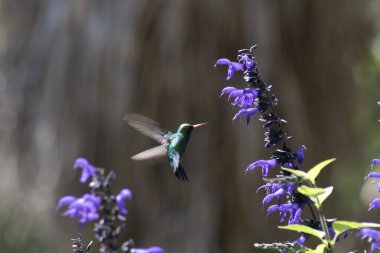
[124,114,207,182]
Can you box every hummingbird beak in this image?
[192,122,208,129]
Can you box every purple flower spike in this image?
[296,145,307,164]
[246,159,278,177]
[369,198,380,210]
[359,228,380,252]
[214,58,245,80]
[116,188,132,214]
[131,247,164,253]
[74,158,97,183]
[57,193,101,224]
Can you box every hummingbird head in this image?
[178,122,208,135]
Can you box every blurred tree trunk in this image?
[0,0,371,252]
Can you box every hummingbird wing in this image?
[170,151,189,182]
[131,145,167,161]
[124,113,169,144]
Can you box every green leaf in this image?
[282,167,308,179]
[332,220,380,241]
[314,244,326,253]
[279,224,325,241]
[297,186,333,208]
[317,186,333,206]
[307,158,336,185]
[297,185,326,198]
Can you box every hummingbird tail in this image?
[175,164,189,182]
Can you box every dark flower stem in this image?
[315,195,333,252]
[90,168,126,253]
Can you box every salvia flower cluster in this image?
[216,46,310,229]
[58,158,164,253]
[359,158,380,251]
[216,47,380,252]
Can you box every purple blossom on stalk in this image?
[260,183,295,205]
[74,157,97,183]
[116,188,132,214]
[369,198,380,211]
[258,183,302,224]
[238,54,256,71]
[366,172,380,192]
[246,158,278,177]
[214,58,245,80]
[372,159,380,168]
[221,87,259,108]
[57,193,101,224]
[266,203,302,224]
[296,145,306,164]
[279,203,302,224]
[215,54,257,80]
[359,228,380,252]
[131,247,164,253]
[259,183,302,224]
[258,183,295,199]
[233,107,258,124]
[294,234,307,245]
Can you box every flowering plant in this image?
[216,46,380,252]
[57,158,164,253]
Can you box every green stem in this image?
[316,196,333,252]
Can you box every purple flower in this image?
[262,187,286,205]
[238,54,256,71]
[57,193,101,224]
[278,203,302,224]
[372,159,380,168]
[74,158,97,183]
[359,228,380,252]
[233,107,258,124]
[221,87,259,109]
[296,145,306,164]
[246,159,278,177]
[366,172,380,192]
[369,198,380,210]
[131,247,164,253]
[214,58,245,80]
[266,203,302,224]
[116,188,132,214]
[266,205,279,215]
[260,183,294,205]
[57,196,77,209]
[294,234,307,245]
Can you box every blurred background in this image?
[1,0,380,252]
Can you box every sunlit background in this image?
[1,1,380,252]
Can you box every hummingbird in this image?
[124,114,207,182]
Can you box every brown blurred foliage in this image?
[0,0,375,252]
